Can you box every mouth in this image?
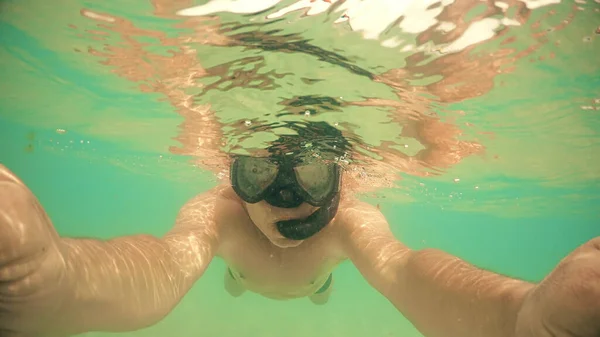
[275,213,318,241]
[275,193,340,240]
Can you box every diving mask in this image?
[230,154,340,209]
[231,154,341,241]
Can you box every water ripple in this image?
[1,0,598,217]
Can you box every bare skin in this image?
[1,163,599,337]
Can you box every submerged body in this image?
[216,186,343,301]
[1,163,600,337]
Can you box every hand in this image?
[515,237,600,337]
[0,164,70,335]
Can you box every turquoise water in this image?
[1,0,599,336]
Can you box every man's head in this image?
[229,122,349,247]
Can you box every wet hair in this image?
[265,121,352,161]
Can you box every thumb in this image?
[0,165,59,268]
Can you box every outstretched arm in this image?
[0,165,222,336]
[337,201,533,337]
[60,192,221,334]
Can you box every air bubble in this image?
[244,120,252,126]
[304,110,311,116]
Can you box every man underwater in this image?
[0,128,599,337]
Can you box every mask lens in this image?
[232,157,279,203]
[293,162,338,205]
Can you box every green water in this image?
[1,0,599,336]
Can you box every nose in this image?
[279,189,294,203]
[264,187,303,208]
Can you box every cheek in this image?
[245,203,272,226]
[245,204,282,240]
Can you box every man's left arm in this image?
[336,201,534,337]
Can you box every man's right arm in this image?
[58,191,221,335]
[0,165,222,336]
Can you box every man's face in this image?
[244,200,320,248]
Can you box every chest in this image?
[217,220,345,289]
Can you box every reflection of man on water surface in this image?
[1,121,600,337]
[2,2,599,337]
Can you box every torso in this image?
[214,190,347,299]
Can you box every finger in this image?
[0,164,25,186]
[548,237,600,335]
[0,169,54,265]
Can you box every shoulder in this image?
[176,185,245,229]
[336,194,388,227]
[327,195,390,242]
[180,185,241,210]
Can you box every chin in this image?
[270,237,304,248]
